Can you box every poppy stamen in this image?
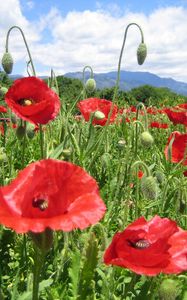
[128,239,150,249]
[32,198,48,211]
[134,239,150,249]
[18,98,34,106]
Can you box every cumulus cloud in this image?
[1,1,187,82]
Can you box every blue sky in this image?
[1,0,187,81]
[20,0,187,17]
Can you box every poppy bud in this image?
[26,123,35,139]
[155,171,165,184]
[0,148,7,162]
[29,228,53,252]
[2,52,13,74]
[85,78,96,93]
[137,42,147,65]
[16,125,26,140]
[141,175,158,200]
[159,278,178,300]
[61,149,72,159]
[0,86,8,97]
[94,110,105,120]
[140,131,154,148]
[117,139,126,148]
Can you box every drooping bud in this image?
[16,125,26,140]
[141,175,158,200]
[155,171,165,185]
[0,86,8,97]
[85,78,96,93]
[94,110,105,120]
[140,131,154,148]
[1,52,13,74]
[158,278,178,300]
[26,123,35,139]
[137,42,147,65]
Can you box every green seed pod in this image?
[141,175,158,200]
[137,42,147,65]
[85,78,96,93]
[16,125,26,140]
[0,86,8,97]
[94,110,105,120]
[140,131,154,148]
[2,52,13,74]
[159,279,178,300]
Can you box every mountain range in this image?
[9,70,187,96]
[64,70,187,96]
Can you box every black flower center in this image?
[128,239,150,250]
[32,198,48,211]
[18,98,34,106]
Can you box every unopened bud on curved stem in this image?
[3,26,36,76]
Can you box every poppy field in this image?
[0,23,187,300]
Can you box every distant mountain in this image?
[64,70,187,96]
[8,70,187,96]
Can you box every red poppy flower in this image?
[104,216,187,276]
[164,131,187,165]
[164,103,187,126]
[0,159,106,233]
[0,106,7,113]
[149,122,169,129]
[77,98,118,126]
[146,107,158,115]
[5,77,60,125]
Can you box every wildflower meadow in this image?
[0,22,187,300]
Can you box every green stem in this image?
[21,121,27,168]
[39,124,45,159]
[112,23,144,104]
[5,26,36,76]
[32,247,44,300]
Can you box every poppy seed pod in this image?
[94,110,105,120]
[159,279,178,300]
[137,42,147,65]
[141,175,158,200]
[140,131,154,148]
[1,52,13,74]
[85,78,96,93]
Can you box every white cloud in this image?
[1,2,187,82]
